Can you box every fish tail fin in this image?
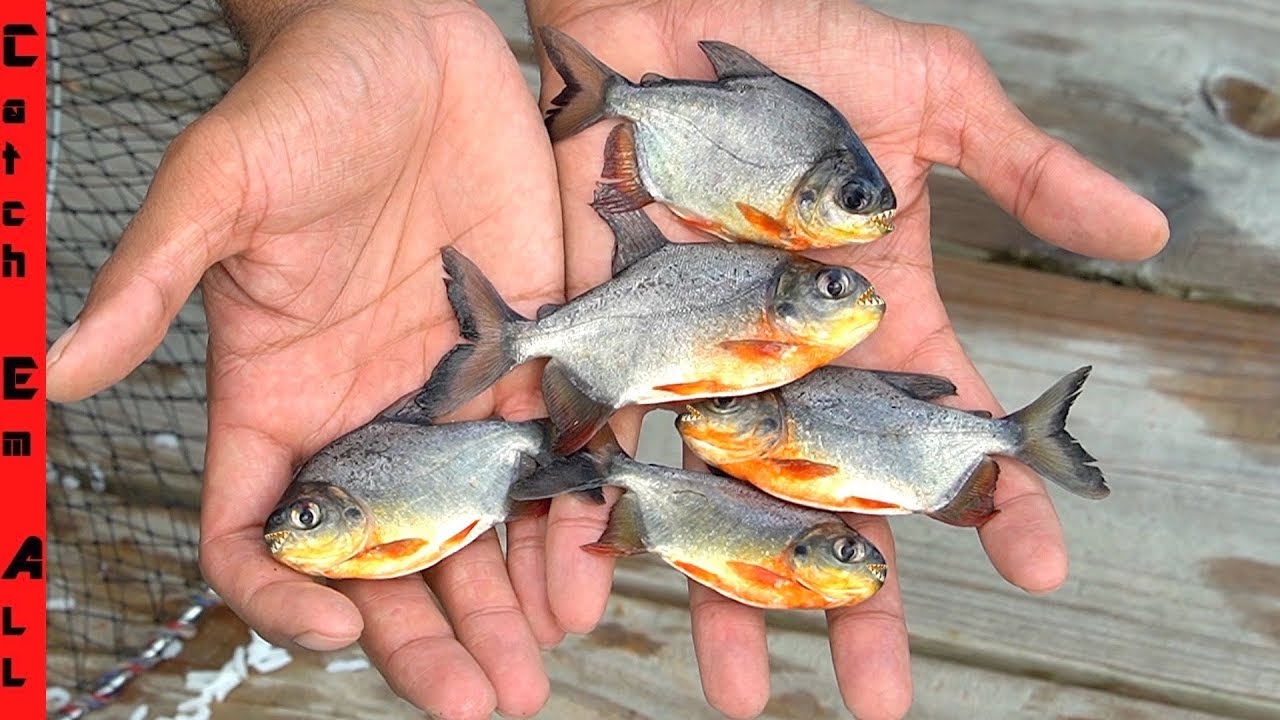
[416,248,530,418]
[538,26,625,140]
[1007,366,1109,499]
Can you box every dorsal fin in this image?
[697,40,774,79]
[592,185,669,275]
[377,388,435,424]
[866,369,958,400]
[639,72,666,86]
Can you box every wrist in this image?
[219,0,333,61]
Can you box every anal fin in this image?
[542,360,615,455]
[928,457,1000,527]
[582,493,648,556]
[594,123,652,212]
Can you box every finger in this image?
[423,531,550,719]
[679,447,770,719]
[917,27,1168,262]
[338,576,497,720]
[487,370,565,649]
[826,516,911,720]
[687,581,770,719]
[199,428,363,651]
[885,321,1069,594]
[46,115,250,403]
[504,513,565,648]
[543,407,645,633]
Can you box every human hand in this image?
[524,1,1169,718]
[46,1,567,717]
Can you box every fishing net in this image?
[45,0,242,713]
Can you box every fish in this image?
[263,402,598,579]
[415,188,886,455]
[675,366,1107,527]
[538,26,896,250]
[510,442,888,610]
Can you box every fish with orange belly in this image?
[416,188,886,454]
[539,27,897,250]
[676,366,1108,527]
[263,405,596,579]
[510,443,888,610]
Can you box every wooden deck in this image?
[46,1,1280,718]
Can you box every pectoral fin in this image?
[654,379,735,396]
[736,202,790,240]
[718,339,796,362]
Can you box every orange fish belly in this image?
[650,336,842,401]
[671,557,836,610]
[720,455,914,515]
[323,518,484,580]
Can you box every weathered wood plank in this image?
[56,593,1227,720]
[861,0,1280,308]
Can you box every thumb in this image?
[46,115,252,402]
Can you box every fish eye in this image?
[291,501,322,530]
[816,268,853,299]
[709,397,739,413]
[833,537,864,563]
[838,180,872,213]
[344,507,363,522]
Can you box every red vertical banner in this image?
[0,0,46,717]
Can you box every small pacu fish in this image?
[511,445,888,610]
[416,190,886,454]
[539,26,896,250]
[263,409,585,579]
[676,366,1108,527]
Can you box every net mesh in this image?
[45,0,241,703]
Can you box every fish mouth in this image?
[867,209,895,234]
[866,563,888,583]
[855,287,884,307]
[264,530,290,555]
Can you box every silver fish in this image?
[676,366,1107,526]
[510,444,888,610]
[540,26,896,250]
[416,191,885,454]
[263,411,585,579]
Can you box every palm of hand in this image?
[530,1,1168,718]
[50,2,566,717]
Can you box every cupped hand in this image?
[525,1,1169,718]
[46,1,566,717]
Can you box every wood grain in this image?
[860,0,1280,308]
[58,594,1228,720]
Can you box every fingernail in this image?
[292,631,343,652]
[47,320,80,369]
